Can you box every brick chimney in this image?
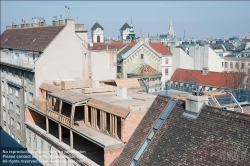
[21,23,30,28]
[12,24,19,29]
[59,19,64,25]
[52,20,59,26]
[39,21,47,27]
[6,25,12,30]
[31,23,39,27]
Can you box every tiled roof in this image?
[122,42,162,59]
[148,42,171,54]
[120,22,130,30]
[0,26,65,51]
[129,64,161,75]
[90,43,126,51]
[128,42,171,54]
[170,68,245,89]
[91,22,104,30]
[114,95,250,165]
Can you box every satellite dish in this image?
[89,43,93,48]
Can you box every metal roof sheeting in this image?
[39,83,61,92]
[49,90,90,104]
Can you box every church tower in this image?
[167,19,174,39]
[91,22,104,43]
[120,22,130,41]
[128,18,135,41]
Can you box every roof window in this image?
[4,38,8,43]
[31,39,36,44]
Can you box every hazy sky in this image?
[1,1,250,39]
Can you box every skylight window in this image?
[31,38,36,44]
[4,38,8,43]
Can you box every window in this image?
[10,102,14,110]
[29,73,33,83]
[235,62,239,69]
[41,140,44,156]
[1,81,4,92]
[165,68,169,76]
[3,110,6,121]
[241,63,244,69]
[2,95,5,107]
[222,62,224,68]
[29,92,33,102]
[15,88,19,97]
[24,90,27,104]
[11,118,14,126]
[97,35,100,42]
[141,54,144,59]
[28,132,31,147]
[230,62,233,68]
[17,122,21,131]
[225,62,228,68]
[34,136,37,150]
[9,86,13,94]
[165,58,168,64]
[8,113,10,124]
[16,105,20,115]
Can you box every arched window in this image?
[97,36,100,42]
[126,35,129,39]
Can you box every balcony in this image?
[1,51,35,69]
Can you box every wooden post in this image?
[70,105,75,128]
[85,105,88,125]
[58,124,62,142]
[115,116,117,137]
[70,130,73,149]
[46,117,49,134]
[59,100,62,121]
[100,111,103,131]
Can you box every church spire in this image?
[168,19,174,38]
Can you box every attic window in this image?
[4,38,8,43]
[141,54,144,59]
[31,39,36,44]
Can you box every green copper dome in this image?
[129,19,134,34]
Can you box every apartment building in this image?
[0,19,88,147]
[25,78,156,166]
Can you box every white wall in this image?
[208,47,223,72]
[121,28,130,40]
[35,19,85,95]
[90,50,117,81]
[161,55,172,82]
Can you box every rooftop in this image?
[114,95,250,165]
[0,25,65,51]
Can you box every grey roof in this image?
[49,90,90,104]
[91,22,104,30]
[120,22,130,31]
[117,45,133,61]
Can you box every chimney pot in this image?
[12,25,19,29]
[116,87,127,98]
[202,67,209,75]
[6,25,12,30]
[52,20,59,26]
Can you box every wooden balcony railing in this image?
[60,114,70,126]
[47,109,59,119]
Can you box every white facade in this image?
[85,50,117,81]
[92,28,104,43]
[121,28,130,41]
[223,57,250,73]
[35,19,85,93]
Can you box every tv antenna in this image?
[65,6,70,19]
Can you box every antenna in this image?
[60,15,62,20]
[65,6,70,19]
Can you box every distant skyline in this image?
[1,1,250,39]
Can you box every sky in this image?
[1,1,250,39]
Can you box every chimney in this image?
[31,23,39,27]
[52,20,59,26]
[12,25,19,29]
[75,24,84,31]
[202,67,209,75]
[21,23,30,28]
[106,43,109,50]
[6,25,12,30]
[59,20,64,25]
[39,21,47,27]
[116,87,127,98]
[184,91,208,118]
